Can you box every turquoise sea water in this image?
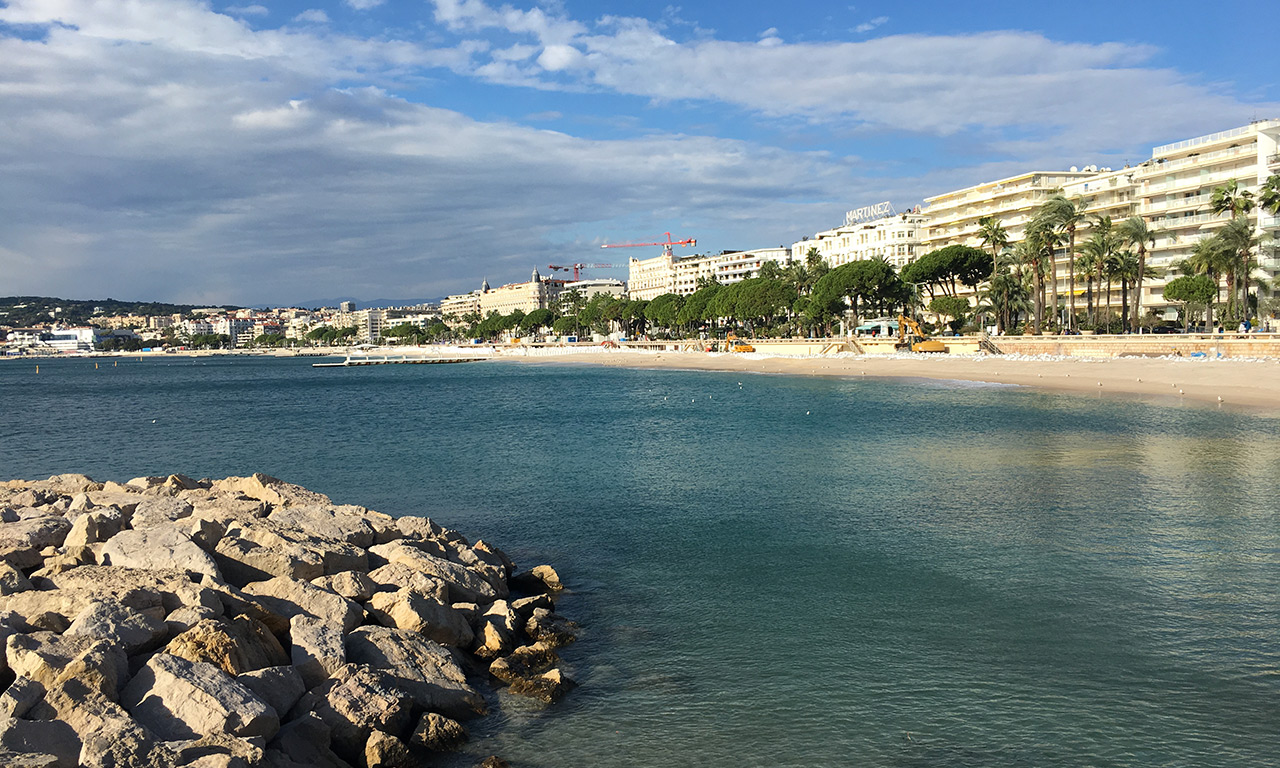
[3,356,1280,767]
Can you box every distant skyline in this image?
[2,0,1276,306]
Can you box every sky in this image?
[1,0,1276,306]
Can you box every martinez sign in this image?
[844,201,895,226]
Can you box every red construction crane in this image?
[547,263,624,281]
[600,232,697,261]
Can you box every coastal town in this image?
[5,119,1279,356]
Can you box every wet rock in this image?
[488,643,559,684]
[502,666,576,704]
[525,608,580,648]
[410,712,468,752]
[121,652,279,742]
[471,600,518,660]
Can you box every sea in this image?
[3,354,1280,768]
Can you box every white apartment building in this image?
[628,248,794,300]
[716,248,793,284]
[792,209,927,270]
[562,278,626,300]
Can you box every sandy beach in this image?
[501,349,1280,412]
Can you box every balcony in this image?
[1269,154,1280,167]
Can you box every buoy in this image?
[35,365,39,374]
[1217,396,1223,402]
[806,411,810,415]
[1136,378,1141,382]
[95,363,98,369]
[1179,389,1184,395]
[1098,382,1102,387]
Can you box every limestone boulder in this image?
[83,490,144,516]
[129,497,193,529]
[525,608,580,648]
[213,534,323,586]
[121,652,280,742]
[237,666,305,722]
[290,614,347,689]
[232,519,367,577]
[366,590,474,648]
[366,563,448,601]
[410,712,467,752]
[510,594,554,620]
[41,474,102,495]
[241,576,364,634]
[306,666,415,763]
[0,676,45,718]
[0,517,72,569]
[0,561,33,596]
[365,730,415,768]
[65,597,169,655]
[510,564,563,594]
[311,571,377,602]
[164,605,221,636]
[212,474,331,509]
[268,505,377,549]
[170,732,266,767]
[345,627,485,719]
[471,600,518,660]
[64,508,126,549]
[26,677,181,768]
[488,643,558,685]
[7,631,129,700]
[367,542,500,603]
[499,666,576,704]
[98,526,221,580]
[0,714,80,768]
[263,712,350,768]
[42,565,223,619]
[166,616,289,675]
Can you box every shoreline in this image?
[495,349,1280,412]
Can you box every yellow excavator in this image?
[726,333,755,353]
[895,314,947,353]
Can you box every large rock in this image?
[121,652,280,742]
[65,597,169,655]
[0,676,45,718]
[488,643,558,685]
[166,616,290,675]
[212,475,331,509]
[345,627,485,719]
[305,666,415,762]
[27,677,182,768]
[510,564,563,593]
[365,563,448,601]
[290,614,347,689]
[410,712,467,752]
[241,577,363,634]
[7,631,129,700]
[365,730,414,768]
[170,732,266,767]
[64,508,126,549]
[311,571,376,602]
[366,590,474,648]
[37,566,222,620]
[98,525,221,580]
[525,607,580,648]
[129,497,194,529]
[0,561,33,596]
[0,713,80,768]
[237,666,305,722]
[472,600,518,660]
[268,506,377,549]
[213,534,323,586]
[263,712,350,768]
[367,542,500,603]
[0,517,72,569]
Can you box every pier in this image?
[312,355,485,368]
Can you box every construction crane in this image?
[600,232,697,261]
[547,263,623,281]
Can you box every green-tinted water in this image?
[3,356,1279,767]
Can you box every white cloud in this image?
[537,43,582,71]
[344,0,385,9]
[293,9,329,24]
[225,4,268,16]
[854,15,887,34]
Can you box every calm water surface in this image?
[3,356,1280,767]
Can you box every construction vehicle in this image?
[895,314,947,353]
[726,333,755,353]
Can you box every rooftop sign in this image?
[845,201,895,226]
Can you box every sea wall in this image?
[0,472,577,768]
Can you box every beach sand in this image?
[501,349,1280,412]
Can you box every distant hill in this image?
[0,296,238,328]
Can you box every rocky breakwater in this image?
[0,472,580,768]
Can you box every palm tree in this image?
[1035,193,1088,332]
[1117,216,1160,332]
[977,216,1009,280]
[1260,173,1280,216]
[1216,216,1262,322]
[1181,237,1234,332]
[1210,180,1256,317]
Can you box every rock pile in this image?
[0,472,580,768]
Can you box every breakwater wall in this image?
[0,472,577,767]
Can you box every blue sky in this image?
[1,0,1275,306]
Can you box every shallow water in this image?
[4,356,1280,767]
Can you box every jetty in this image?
[313,355,485,368]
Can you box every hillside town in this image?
[5,119,1279,355]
